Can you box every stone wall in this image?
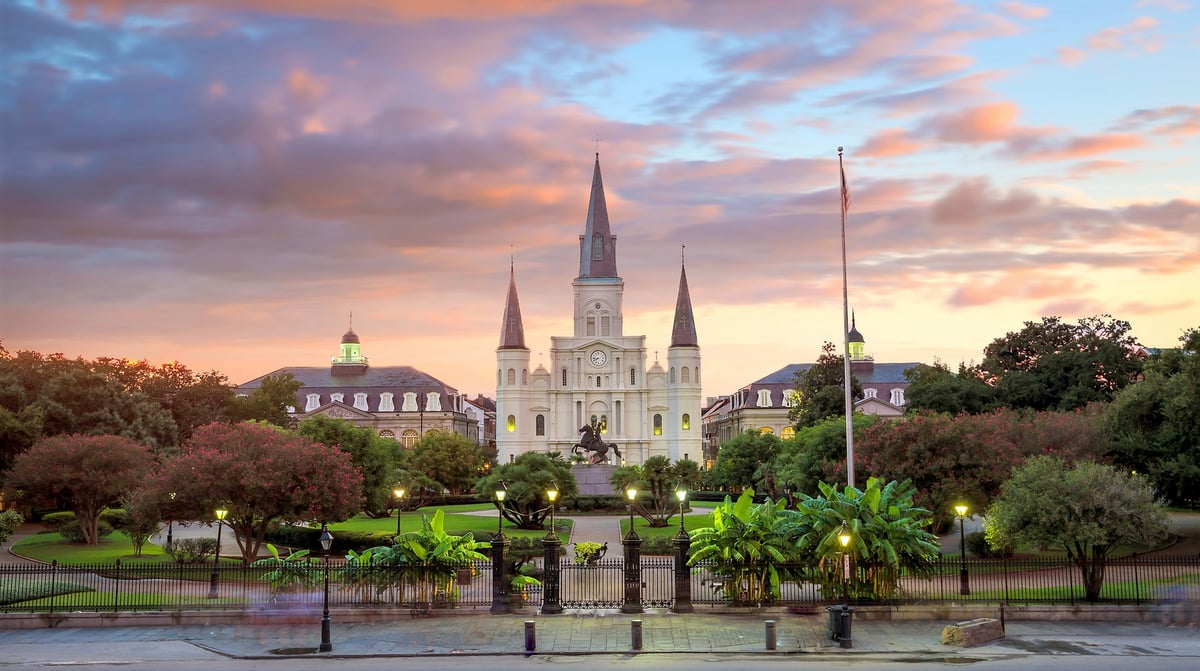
[572,464,618,496]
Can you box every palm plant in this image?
[793,477,939,599]
[686,489,798,604]
[343,509,490,607]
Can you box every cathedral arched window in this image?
[592,233,603,260]
[630,368,636,386]
[562,368,568,386]
[596,376,601,388]
[653,414,662,436]
[682,413,691,430]
[535,414,545,436]
[401,430,419,448]
[669,367,676,383]
[522,368,528,385]
[507,415,516,432]
[598,415,608,433]
[507,368,516,385]
[681,366,690,383]
[379,430,395,439]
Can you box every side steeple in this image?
[499,262,527,349]
[670,249,698,347]
[577,153,618,279]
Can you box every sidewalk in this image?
[0,612,1198,660]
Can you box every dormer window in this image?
[426,392,441,411]
[756,389,772,407]
[891,388,906,406]
[353,393,368,411]
[402,392,418,411]
[330,393,344,404]
[305,393,320,412]
[864,388,878,399]
[379,392,395,412]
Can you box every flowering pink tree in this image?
[150,422,362,562]
[6,434,154,544]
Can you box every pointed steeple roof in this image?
[848,311,864,343]
[578,153,618,279]
[499,262,527,349]
[670,252,698,347]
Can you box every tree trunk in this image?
[1076,553,1106,602]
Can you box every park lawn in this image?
[618,513,710,541]
[967,572,1200,602]
[13,531,236,566]
[327,511,572,542]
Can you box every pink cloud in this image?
[999,2,1049,20]
[1018,133,1145,161]
[948,271,1092,307]
[1057,46,1087,65]
[858,129,924,157]
[927,102,1023,142]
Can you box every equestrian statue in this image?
[572,424,622,465]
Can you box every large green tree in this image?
[475,451,577,530]
[985,456,1169,601]
[789,341,863,430]
[227,372,301,428]
[903,360,999,415]
[775,413,877,495]
[1106,327,1200,507]
[406,429,487,496]
[977,315,1142,412]
[5,434,155,544]
[609,456,702,527]
[299,415,400,517]
[150,422,363,562]
[711,429,782,495]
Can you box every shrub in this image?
[0,510,25,549]
[641,536,678,556]
[573,541,606,564]
[100,508,128,530]
[965,530,1013,558]
[58,520,114,543]
[165,537,217,563]
[40,511,76,532]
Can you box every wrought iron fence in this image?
[3,555,1197,614]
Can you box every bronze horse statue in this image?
[572,424,622,464]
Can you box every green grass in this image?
[327,510,572,542]
[618,513,711,541]
[0,579,94,606]
[967,572,1200,601]
[14,531,239,567]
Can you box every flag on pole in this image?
[840,159,850,215]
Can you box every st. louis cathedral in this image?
[496,155,702,466]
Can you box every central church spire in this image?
[578,153,618,279]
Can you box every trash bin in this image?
[839,606,854,649]
[826,605,843,641]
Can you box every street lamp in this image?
[207,505,229,598]
[546,481,559,538]
[955,503,970,596]
[782,484,793,510]
[166,492,177,547]
[675,482,687,535]
[836,521,854,649]
[319,523,334,652]
[625,486,638,538]
[393,486,406,536]
[495,480,508,536]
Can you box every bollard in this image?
[524,620,536,652]
[765,619,777,650]
[631,619,643,650]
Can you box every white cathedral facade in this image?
[495,155,703,466]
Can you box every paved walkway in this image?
[0,613,1197,660]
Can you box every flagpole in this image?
[838,146,855,489]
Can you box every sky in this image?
[2,0,1197,402]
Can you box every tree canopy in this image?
[475,451,577,530]
[902,360,998,415]
[1105,327,1200,507]
[404,428,487,495]
[609,456,702,527]
[774,414,876,495]
[149,421,363,562]
[298,415,400,517]
[711,429,782,495]
[977,315,1142,412]
[985,455,1169,601]
[788,341,862,430]
[5,433,155,544]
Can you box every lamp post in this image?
[490,480,511,614]
[166,492,177,548]
[836,521,854,649]
[541,481,562,614]
[319,523,334,652]
[672,481,692,613]
[393,486,406,536]
[782,484,793,510]
[621,485,643,614]
[207,505,228,598]
[955,504,970,596]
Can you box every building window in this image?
[379,392,395,412]
[353,393,368,411]
[426,392,441,411]
[402,392,418,411]
[681,366,690,383]
[586,316,596,336]
[507,415,516,432]
[864,388,878,399]
[669,367,676,383]
[783,390,798,407]
[891,389,906,406]
[782,427,795,440]
[592,233,603,260]
[401,430,419,448]
[379,429,395,439]
[535,414,545,436]
[758,426,773,434]
[599,415,608,433]
[596,376,601,388]
[562,368,568,386]
[630,368,636,386]
[522,368,528,385]
[330,393,344,403]
[682,413,691,430]
[653,414,662,436]
[601,315,610,336]
[756,389,772,407]
[305,393,320,412]
[507,368,516,385]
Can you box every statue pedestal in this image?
[571,464,619,496]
